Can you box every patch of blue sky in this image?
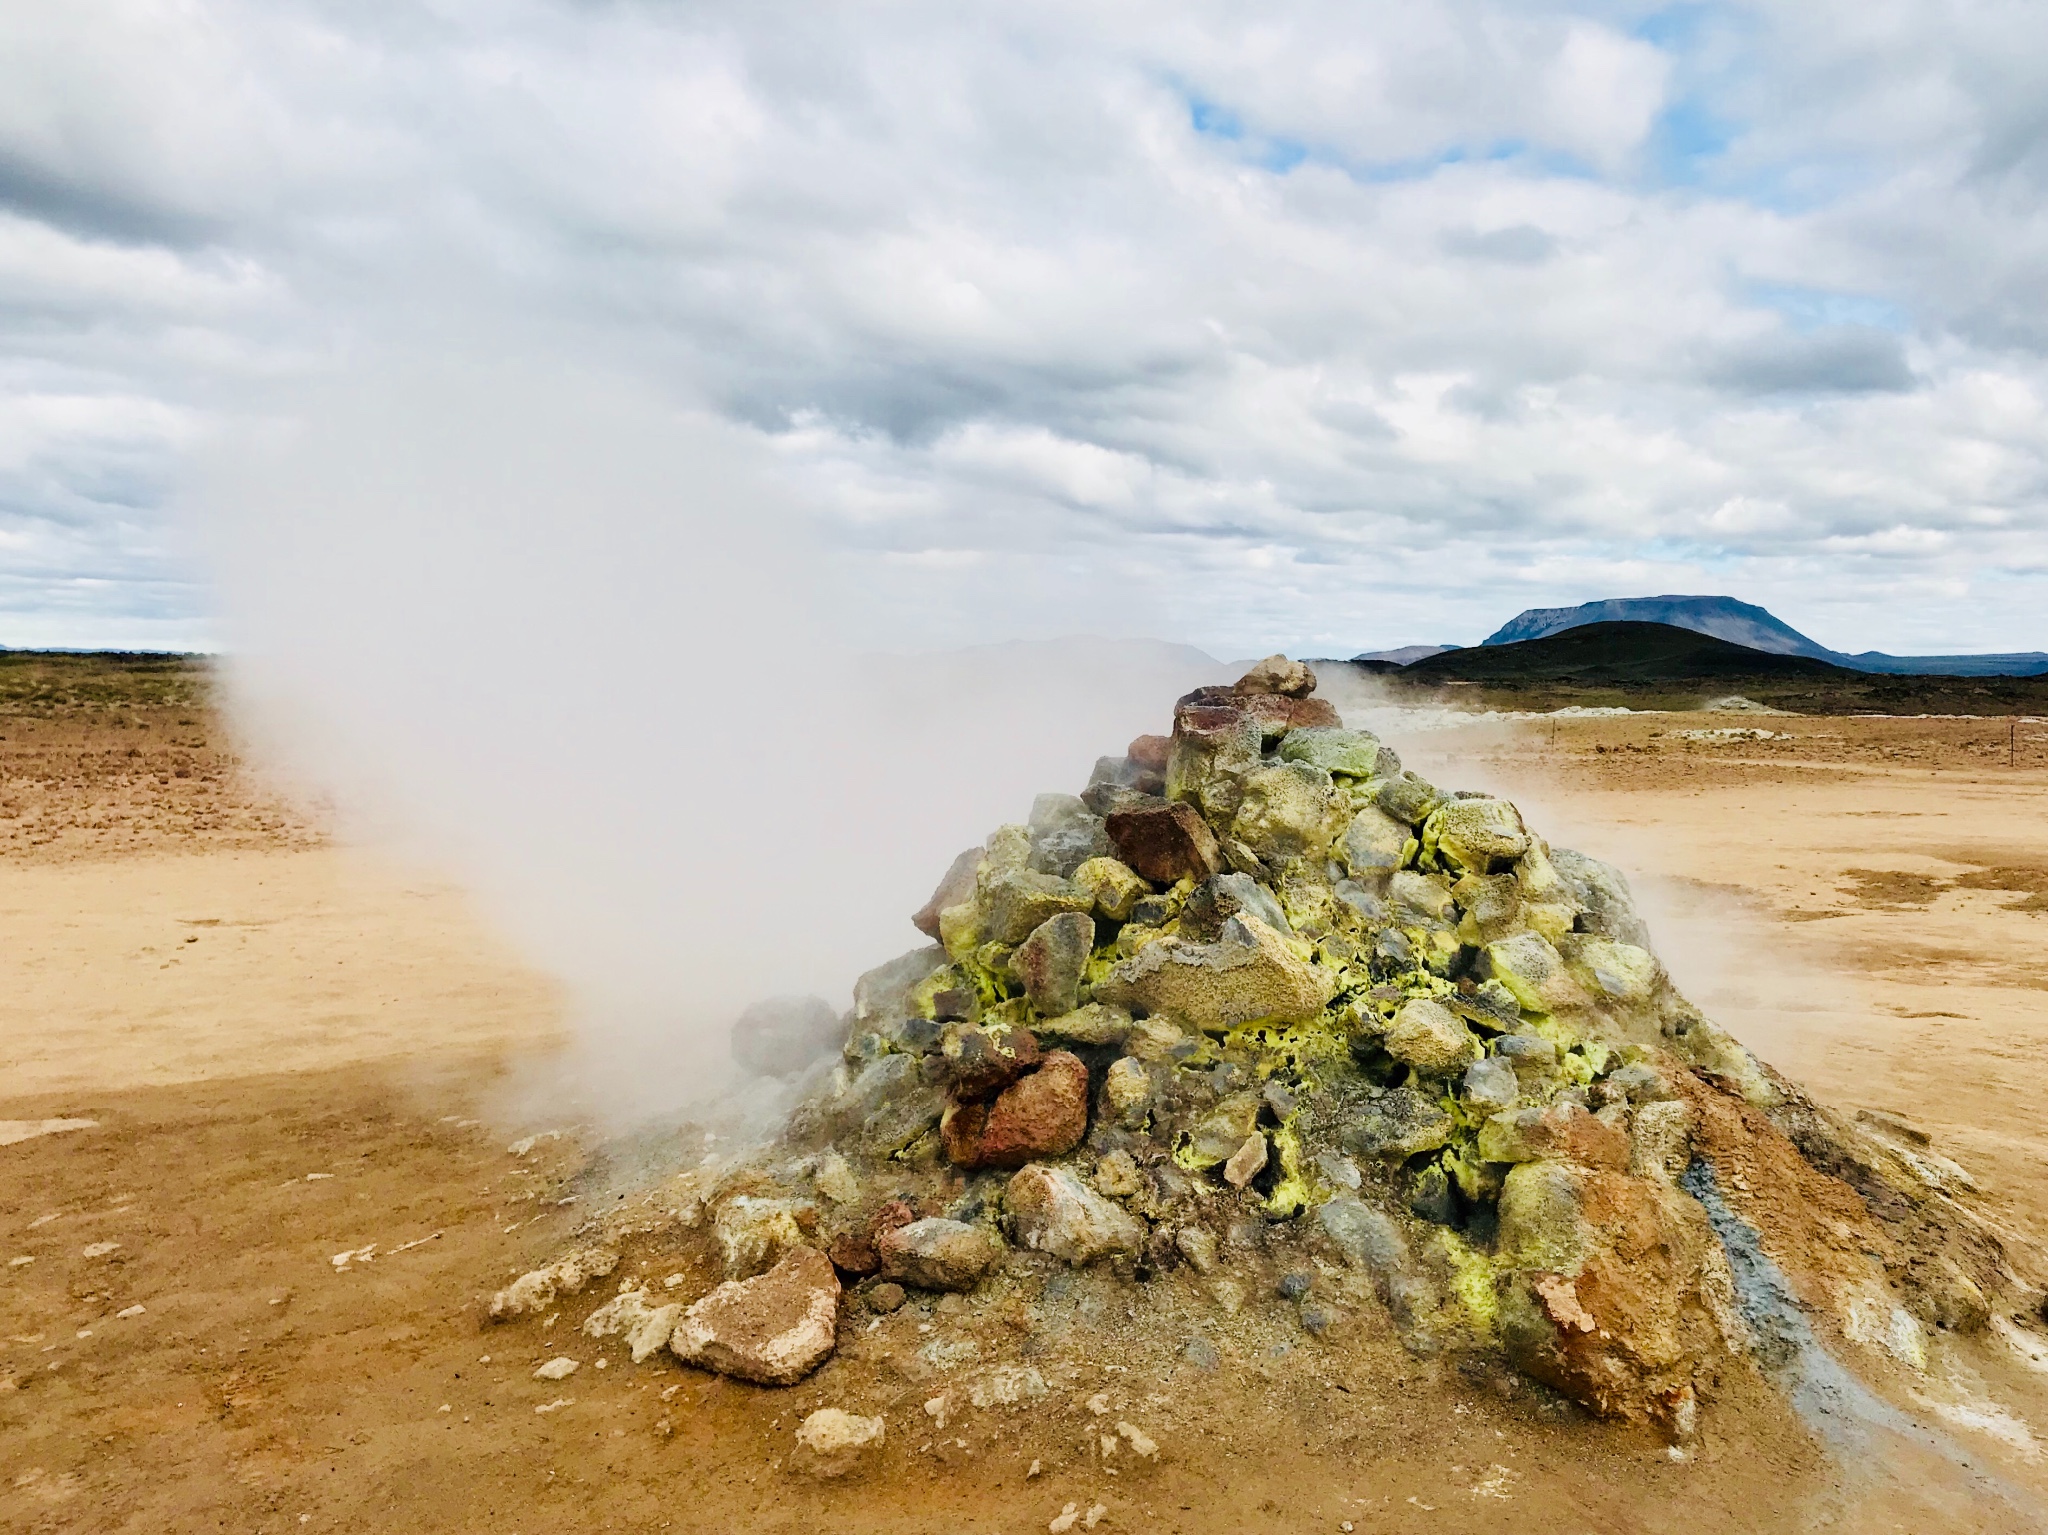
[1745,283,1911,334]
[1184,85,1528,184]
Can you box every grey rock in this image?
[1389,869,1457,925]
[1278,1271,1312,1300]
[1006,1164,1146,1265]
[1093,913,1334,1035]
[1206,871,1291,935]
[1011,910,1095,1016]
[1550,847,1654,949]
[853,945,952,1024]
[875,1218,1005,1292]
[1376,772,1445,827]
[1462,1055,1520,1111]
[832,1053,945,1157]
[1339,1085,1453,1159]
[1495,1033,1559,1075]
[1342,804,1412,875]
[1407,1160,1458,1225]
[1183,1337,1221,1370]
[731,995,845,1079]
[985,868,1094,945]
[914,851,985,940]
[1028,794,1114,878]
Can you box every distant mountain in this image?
[1405,621,1850,684]
[1480,594,2048,677]
[1351,644,1460,665]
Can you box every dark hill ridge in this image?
[1477,594,2048,677]
[1405,621,1849,684]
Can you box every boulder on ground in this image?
[1494,1161,1720,1424]
[1006,1163,1146,1264]
[672,1247,841,1386]
[1011,911,1094,1016]
[875,1218,1005,1291]
[792,1407,885,1478]
[1094,914,1333,1034]
[1105,801,1224,884]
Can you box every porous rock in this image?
[1006,1164,1145,1265]
[792,1407,885,1478]
[946,1051,1090,1168]
[1234,654,1317,697]
[1093,914,1333,1035]
[1071,857,1148,921]
[1424,797,1529,874]
[1494,1162,1719,1424]
[1101,1056,1154,1128]
[1338,1085,1453,1160]
[1488,932,1591,1015]
[671,1247,841,1386]
[985,868,1094,946]
[1278,726,1382,778]
[1105,801,1224,884]
[1230,760,1336,865]
[1038,1002,1136,1048]
[1383,998,1478,1078]
[876,1218,1005,1292]
[1342,805,1411,876]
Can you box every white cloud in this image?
[1,0,2047,656]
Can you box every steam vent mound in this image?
[492,656,2038,1448]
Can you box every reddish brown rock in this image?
[1478,1101,1631,1170]
[1288,696,1342,729]
[946,1052,1090,1168]
[913,847,984,939]
[825,1198,916,1276]
[940,1022,1040,1097]
[1127,734,1172,774]
[1105,801,1224,884]
[670,1247,841,1386]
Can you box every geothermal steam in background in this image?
[205,355,1223,1117]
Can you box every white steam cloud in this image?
[204,350,1222,1118]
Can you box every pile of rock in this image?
[496,656,2033,1440]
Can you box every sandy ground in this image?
[6,702,2048,1532]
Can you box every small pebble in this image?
[1278,1272,1312,1301]
[533,1357,578,1381]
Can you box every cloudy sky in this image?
[4,0,2047,657]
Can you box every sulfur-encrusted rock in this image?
[1494,1161,1720,1424]
[1165,703,1264,821]
[1071,856,1148,921]
[1234,654,1317,697]
[1180,1093,1262,1167]
[671,1247,841,1386]
[1037,1002,1136,1048]
[730,995,844,1080]
[875,1218,1004,1292]
[940,1022,1040,1098]
[914,850,984,941]
[823,1052,945,1157]
[1478,1101,1631,1169]
[852,944,952,1025]
[1229,760,1337,865]
[1424,797,1529,874]
[1376,772,1445,826]
[945,1051,1090,1168]
[1094,914,1333,1034]
[792,1407,885,1478]
[1383,998,1478,1077]
[1105,801,1224,884]
[1011,911,1094,1016]
[1006,1164,1145,1265]
[1342,805,1412,876]
[1488,932,1591,1015]
[1550,847,1654,949]
[1339,1084,1453,1159]
[1564,935,1660,1007]
[1277,726,1381,778]
[984,868,1093,946]
[489,1247,620,1321]
[1463,1055,1521,1112]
